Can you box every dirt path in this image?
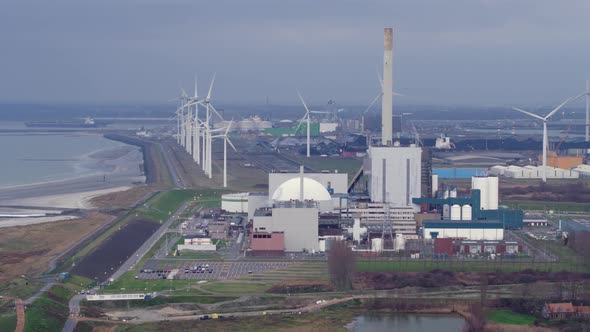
[15,298,25,332]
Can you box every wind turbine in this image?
[360,72,403,134]
[185,76,201,164]
[173,88,189,148]
[295,92,331,158]
[512,96,573,182]
[211,120,237,188]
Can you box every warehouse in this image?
[433,238,522,255]
[423,221,504,240]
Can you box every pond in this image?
[349,313,465,332]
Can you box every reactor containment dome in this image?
[271,177,332,202]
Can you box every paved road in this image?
[158,142,185,188]
[25,282,54,305]
[63,201,190,332]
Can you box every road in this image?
[63,201,190,332]
[158,142,185,188]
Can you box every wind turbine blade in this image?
[225,120,233,135]
[181,88,188,98]
[512,107,545,121]
[294,116,306,135]
[545,96,573,120]
[195,74,199,99]
[392,91,404,97]
[568,91,587,103]
[227,137,237,152]
[297,91,311,115]
[376,67,383,90]
[363,92,382,115]
[209,104,224,121]
[206,73,216,101]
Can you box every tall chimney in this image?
[381,28,393,146]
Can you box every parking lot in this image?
[137,260,292,280]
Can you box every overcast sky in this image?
[1,0,589,106]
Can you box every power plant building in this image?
[253,205,319,252]
[364,146,422,209]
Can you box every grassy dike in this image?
[24,276,93,332]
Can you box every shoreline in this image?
[0,133,146,226]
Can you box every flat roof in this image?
[424,220,503,229]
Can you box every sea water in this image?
[0,132,128,187]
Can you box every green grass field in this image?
[0,314,16,332]
[486,309,535,325]
[104,272,207,294]
[82,295,237,310]
[200,282,271,294]
[356,258,590,273]
[23,285,74,332]
[504,200,590,213]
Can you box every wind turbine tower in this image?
[586,80,589,143]
[513,97,573,182]
[381,28,393,146]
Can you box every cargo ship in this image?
[25,117,109,128]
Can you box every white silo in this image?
[371,238,384,252]
[450,187,457,198]
[461,205,472,221]
[432,174,439,197]
[471,177,489,210]
[394,234,406,251]
[488,176,499,210]
[443,204,451,219]
[450,204,461,220]
[443,190,449,199]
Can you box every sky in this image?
[1,0,590,106]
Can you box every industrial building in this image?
[573,164,590,178]
[489,165,579,179]
[423,221,504,240]
[250,231,285,256]
[346,202,417,237]
[364,145,422,209]
[221,192,249,213]
[413,176,524,230]
[252,204,319,252]
[433,238,522,255]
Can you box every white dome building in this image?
[271,177,333,212]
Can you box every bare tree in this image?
[462,303,487,332]
[327,240,356,290]
[479,272,488,307]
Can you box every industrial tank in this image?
[371,238,384,253]
[461,205,472,221]
[471,177,489,210]
[450,204,461,220]
[449,187,457,198]
[394,234,406,251]
[488,176,499,210]
[443,204,450,219]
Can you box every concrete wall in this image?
[253,207,319,252]
[178,244,217,251]
[269,173,348,196]
[365,146,422,209]
[248,194,270,222]
[423,227,504,241]
[221,193,249,213]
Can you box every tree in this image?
[327,240,356,290]
[462,303,487,332]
